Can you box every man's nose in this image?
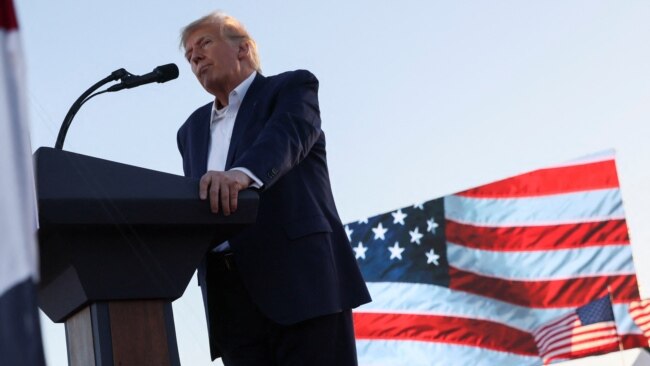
[190,51,203,65]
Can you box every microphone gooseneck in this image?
[55,64,179,150]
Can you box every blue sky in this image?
[15,1,650,364]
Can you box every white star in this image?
[353,242,368,260]
[413,202,424,210]
[388,242,405,260]
[358,218,368,224]
[426,249,440,266]
[427,218,439,234]
[345,225,354,241]
[372,222,388,240]
[409,227,424,245]
[391,209,408,225]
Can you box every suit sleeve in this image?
[232,70,322,189]
[176,124,189,177]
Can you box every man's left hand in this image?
[199,170,252,216]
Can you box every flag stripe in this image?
[446,219,629,251]
[444,189,624,227]
[353,312,538,356]
[620,334,647,348]
[360,282,565,331]
[449,266,640,308]
[356,339,540,366]
[0,0,18,30]
[447,242,635,280]
[456,160,619,198]
[360,283,643,335]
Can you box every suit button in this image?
[267,168,278,179]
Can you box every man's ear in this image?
[238,41,250,60]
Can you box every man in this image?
[177,11,371,366]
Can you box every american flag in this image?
[348,151,646,366]
[0,0,46,364]
[629,299,650,346]
[533,295,619,365]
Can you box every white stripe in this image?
[447,242,635,280]
[444,188,624,227]
[360,282,574,332]
[0,29,39,297]
[356,339,541,366]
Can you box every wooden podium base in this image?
[64,300,180,366]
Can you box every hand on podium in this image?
[199,170,252,216]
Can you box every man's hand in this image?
[199,170,252,216]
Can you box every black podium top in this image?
[34,147,258,322]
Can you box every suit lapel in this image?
[225,73,266,169]
[195,103,212,177]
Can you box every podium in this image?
[34,147,258,366]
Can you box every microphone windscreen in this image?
[155,63,179,83]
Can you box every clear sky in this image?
[14,1,650,365]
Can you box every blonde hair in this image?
[180,11,261,72]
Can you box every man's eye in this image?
[201,39,212,48]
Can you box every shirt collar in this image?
[212,71,257,118]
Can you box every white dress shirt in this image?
[208,71,261,252]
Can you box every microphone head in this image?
[154,63,179,83]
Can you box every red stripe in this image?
[449,266,640,308]
[1,0,19,30]
[446,219,630,251]
[353,312,538,356]
[456,160,619,198]
[620,333,648,349]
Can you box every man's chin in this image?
[200,78,215,93]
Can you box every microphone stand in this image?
[54,68,131,150]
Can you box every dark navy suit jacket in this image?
[177,70,371,357]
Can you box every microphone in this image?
[107,63,179,92]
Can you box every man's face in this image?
[184,24,241,95]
